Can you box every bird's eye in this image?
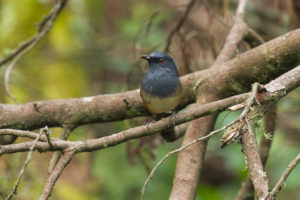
[159,58,165,64]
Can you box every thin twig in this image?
[243,27,265,48]
[3,0,68,103]
[0,129,50,142]
[267,153,300,200]
[5,127,47,200]
[164,0,197,52]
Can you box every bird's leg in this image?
[144,116,156,130]
[170,111,177,127]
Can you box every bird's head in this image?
[140,52,177,71]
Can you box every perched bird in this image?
[140,52,182,116]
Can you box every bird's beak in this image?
[140,55,151,60]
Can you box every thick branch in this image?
[0,94,248,155]
[0,65,300,155]
[0,29,300,131]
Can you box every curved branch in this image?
[3,0,68,103]
[0,0,68,67]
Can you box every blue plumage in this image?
[140,52,182,114]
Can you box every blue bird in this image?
[140,52,182,114]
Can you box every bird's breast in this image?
[140,87,182,114]
[140,73,182,114]
[141,71,181,97]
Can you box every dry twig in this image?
[267,153,300,200]
[5,127,48,200]
[3,0,68,103]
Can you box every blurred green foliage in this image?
[1,0,300,200]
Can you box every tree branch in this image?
[39,150,75,200]
[242,117,268,199]
[0,65,299,159]
[48,125,74,174]
[214,0,248,65]
[0,29,300,134]
[170,1,250,198]
[234,105,277,200]
[0,93,249,155]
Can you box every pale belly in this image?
[140,88,182,114]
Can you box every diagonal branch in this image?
[214,0,248,65]
[267,153,300,200]
[5,127,47,200]
[39,150,76,200]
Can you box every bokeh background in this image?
[1,0,300,199]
